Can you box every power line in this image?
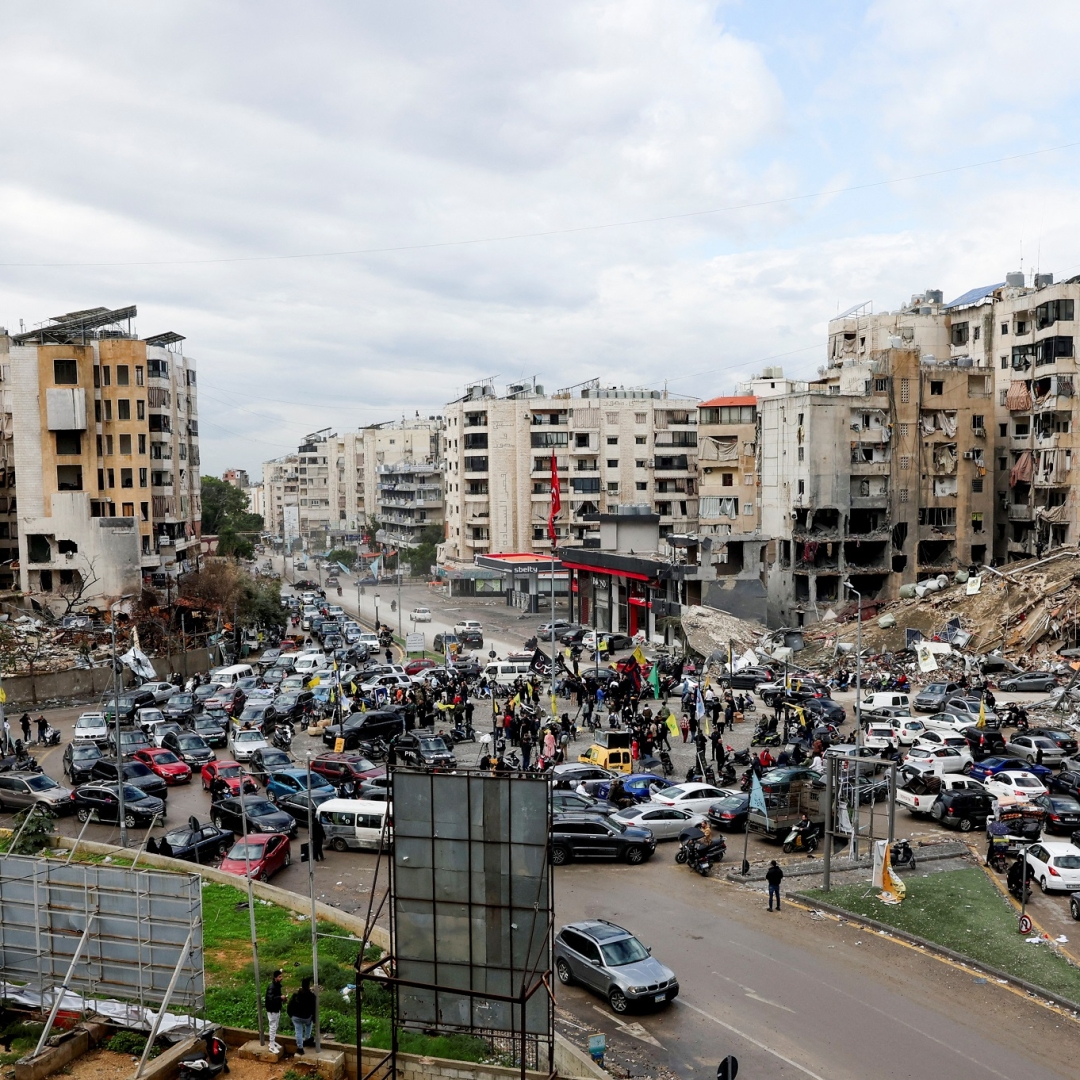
[0,140,1076,269]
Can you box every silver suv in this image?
[554,920,677,1014]
[0,772,74,814]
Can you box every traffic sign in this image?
[405,632,426,654]
[717,1055,739,1080]
[1018,914,1033,935]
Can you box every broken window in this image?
[918,507,956,527]
[950,322,969,346]
[53,358,77,384]
[1036,336,1074,366]
[27,534,51,562]
[930,381,943,396]
[56,465,82,491]
[971,512,984,532]
[54,431,81,455]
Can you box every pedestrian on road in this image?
[766,861,784,911]
[36,715,48,744]
[287,977,317,1055]
[265,970,284,1053]
[19,713,31,743]
[679,713,690,743]
[311,815,325,862]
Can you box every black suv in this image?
[63,743,104,784]
[249,746,294,784]
[550,813,656,865]
[103,690,157,724]
[719,666,773,691]
[161,730,215,766]
[458,628,484,649]
[959,726,1007,760]
[930,789,994,832]
[73,783,165,827]
[210,795,297,837]
[89,758,168,801]
[323,709,405,749]
[393,732,456,770]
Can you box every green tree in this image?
[201,477,263,559]
[406,524,443,577]
[326,548,357,570]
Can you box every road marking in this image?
[590,1005,665,1048]
[711,970,796,1013]
[679,999,827,1080]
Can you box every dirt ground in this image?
[50,1048,317,1080]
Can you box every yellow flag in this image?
[309,675,321,688]
[632,646,647,667]
[0,687,6,704]
[977,699,986,729]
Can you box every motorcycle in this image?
[271,722,295,750]
[730,747,751,766]
[179,1034,229,1080]
[782,825,818,855]
[675,827,727,875]
[890,838,917,870]
[446,723,476,744]
[1007,864,1033,904]
[657,749,674,777]
[750,727,783,748]
[716,761,736,785]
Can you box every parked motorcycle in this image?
[890,838,917,870]
[675,827,727,876]
[750,727,783,748]
[1007,861,1033,904]
[271,722,295,750]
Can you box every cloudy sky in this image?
[3,1,1080,475]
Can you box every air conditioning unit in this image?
[962,451,975,460]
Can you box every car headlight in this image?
[629,986,647,994]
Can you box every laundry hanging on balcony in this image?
[1009,449,1034,487]
[1006,382,1032,411]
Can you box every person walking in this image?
[311,814,326,862]
[287,976,317,1055]
[36,714,48,745]
[19,713,31,744]
[766,861,784,911]
[520,725,534,770]
[265,970,284,1053]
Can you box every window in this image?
[140,502,148,521]
[105,434,113,455]
[1016,320,1028,335]
[999,457,1007,470]
[606,459,618,469]
[973,325,980,341]
[530,431,568,448]
[97,468,104,490]
[574,432,590,447]
[971,415,985,431]
[899,455,910,469]
[1036,299,1075,328]
[918,507,956,527]
[797,480,805,495]
[54,431,81,455]
[898,488,908,502]
[93,365,100,388]
[117,399,130,420]
[798,446,805,461]
[999,423,1008,437]
[121,502,134,517]
[971,512,984,532]
[900,378,909,403]
[186,369,196,386]
[874,378,889,392]
[53,358,78,384]
[1001,323,1009,335]
[635,412,647,423]
[139,468,147,488]
[118,433,131,455]
[635,435,646,444]
[103,400,112,421]
[1001,356,1008,369]
[899,423,909,437]
[971,477,983,492]
[463,432,487,449]
[571,477,601,493]
[94,400,101,423]
[148,358,169,378]
[463,456,488,472]
[120,468,133,489]
[606,436,618,445]
[116,365,129,386]
[930,381,943,396]
[101,366,111,386]
[606,482,619,493]
[635,459,647,468]
[635,481,647,490]
[1014,422,1029,437]
[135,365,144,386]
[1036,336,1074,365]
[138,434,146,454]
[56,465,83,491]
[137,400,145,420]
[951,323,969,346]
[722,473,734,487]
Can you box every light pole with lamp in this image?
[374,592,381,631]
[109,594,134,848]
[843,580,863,858]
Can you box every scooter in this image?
[179,1033,229,1080]
[675,831,727,876]
[890,838,917,870]
[271,722,294,750]
[782,825,818,855]
[750,728,783,748]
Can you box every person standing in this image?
[520,725,534,770]
[265,970,284,1053]
[287,976,317,1055]
[19,713,31,744]
[311,814,326,862]
[766,861,784,911]
[36,714,48,745]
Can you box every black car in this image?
[447,657,482,679]
[551,764,616,789]
[1032,793,1080,834]
[719,666,774,691]
[189,716,228,748]
[393,732,456,770]
[458,628,484,649]
[707,792,750,832]
[275,691,316,724]
[63,742,103,784]
[550,813,656,865]
[238,703,279,731]
[959,726,1008,760]
[250,746,294,784]
[929,789,994,832]
[158,819,235,862]
[161,730,215,766]
[73,783,165,828]
[323,708,405,749]
[163,693,200,722]
[89,758,169,800]
[801,697,846,725]
[210,795,298,838]
[1030,728,1080,756]
[999,673,1058,693]
[275,787,337,824]
[552,791,616,816]
[1049,768,1080,801]
[103,690,157,724]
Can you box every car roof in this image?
[565,919,632,941]
[1038,841,1080,853]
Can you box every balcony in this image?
[1007,503,1032,521]
[570,442,599,455]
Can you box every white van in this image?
[294,653,332,676]
[483,659,535,686]
[210,664,255,687]
[317,798,391,852]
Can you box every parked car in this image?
[265,768,336,805]
[228,728,269,762]
[1030,728,1080,756]
[942,697,999,728]
[878,716,930,745]
[157,819,235,863]
[206,687,247,716]
[958,726,1008,761]
[201,759,259,796]
[189,716,228,748]
[911,682,962,712]
[913,730,972,756]
[554,920,677,1014]
[394,732,457,770]
[140,681,179,704]
[237,703,279,731]
[132,747,192,785]
[718,666,773,691]
[968,756,1054,784]
[89,758,169,801]
[116,729,152,760]
[1004,735,1066,766]
[550,814,656,865]
[929,788,995,832]
[897,773,985,816]
[1031,793,1080,835]
[63,742,104,783]
[162,730,215,767]
[274,691,316,724]
[310,753,384,787]
[1023,841,1080,892]
[999,673,1059,693]
[551,791,616,816]
[404,658,437,677]
[275,787,338,824]
[649,783,731,815]
[102,690,157,724]
[984,771,1048,801]
[859,692,910,719]
[210,795,298,838]
[322,709,405,749]
[0,772,74,814]
[72,783,165,828]
[73,712,110,744]
[220,833,292,881]
[538,620,578,638]
[612,804,705,841]
[800,697,846,725]
[707,792,751,831]
[551,763,617,789]
[249,746,294,784]
[1050,768,1080,801]
[163,693,200,722]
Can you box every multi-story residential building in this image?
[0,328,17,591]
[222,468,249,489]
[3,306,201,604]
[376,459,443,548]
[441,380,699,562]
[261,453,298,540]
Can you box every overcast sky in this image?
[3,1,1080,475]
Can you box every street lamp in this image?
[843,580,863,858]
[374,593,381,630]
[109,594,134,848]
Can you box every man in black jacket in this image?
[287,977,317,1055]
[265,969,284,1053]
[766,861,784,911]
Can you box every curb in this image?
[725,842,971,883]
[788,891,1080,1016]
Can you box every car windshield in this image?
[925,684,946,692]
[714,795,746,811]
[26,774,58,791]
[219,765,242,777]
[227,843,265,860]
[245,800,277,816]
[662,786,687,799]
[154,751,181,764]
[71,746,98,758]
[164,829,192,846]
[76,716,103,728]
[172,695,195,706]
[178,736,204,748]
[419,738,448,752]
[262,752,291,765]
[599,936,650,966]
[1054,856,1080,869]
[237,731,263,742]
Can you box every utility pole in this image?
[306,756,322,1052]
[109,594,133,847]
[844,580,863,858]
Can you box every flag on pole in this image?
[548,452,561,546]
[749,773,768,825]
[977,699,986,729]
[647,664,660,699]
[632,646,647,668]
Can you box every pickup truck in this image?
[896,772,985,816]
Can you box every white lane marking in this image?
[590,1005,665,1048]
[679,998,827,1080]
[712,969,796,1013]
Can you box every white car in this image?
[649,783,731,816]
[863,725,900,752]
[1023,842,1080,893]
[897,773,984,815]
[879,716,929,745]
[140,680,179,704]
[984,770,1048,801]
[73,712,109,743]
[228,728,269,762]
[410,608,433,622]
[922,712,978,735]
[327,605,345,618]
[901,746,971,774]
[913,731,971,754]
[612,805,706,841]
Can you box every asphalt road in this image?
[554,854,1080,1080]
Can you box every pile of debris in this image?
[680,604,768,661]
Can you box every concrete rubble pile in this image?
[0,613,117,676]
[680,604,769,662]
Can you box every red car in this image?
[405,658,437,676]
[133,747,192,785]
[201,759,259,795]
[206,687,246,715]
[220,833,291,881]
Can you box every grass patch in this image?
[804,868,1080,1005]
[360,1018,492,1063]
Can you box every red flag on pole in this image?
[548,451,561,546]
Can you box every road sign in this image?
[717,1055,739,1080]
[1019,914,1033,935]
[334,738,345,754]
[405,632,426,654]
